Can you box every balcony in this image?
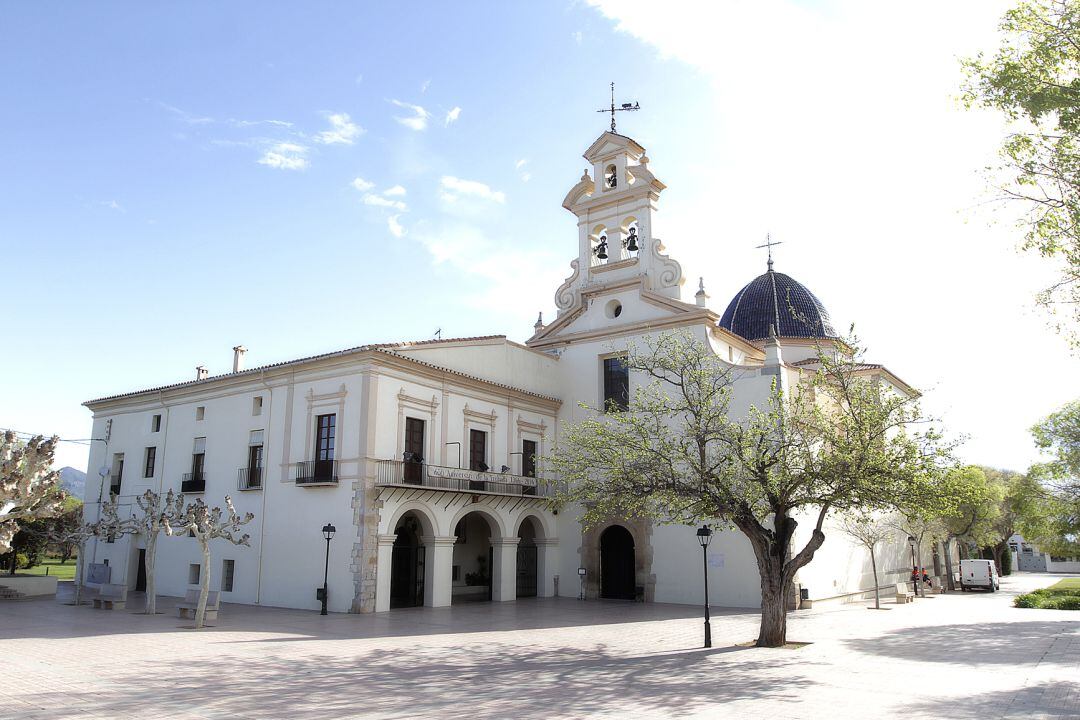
[295,459,339,486]
[237,466,263,491]
[108,475,122,496]
[181,472,206,493]
[376,460,555,498]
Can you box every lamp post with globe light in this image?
[697,525,713,648]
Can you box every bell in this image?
[594,236,608,260]
[626,227,639,252]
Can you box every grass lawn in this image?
[1048,577,1080,591]
[1015,576,1080,609]
[17,558,77,581]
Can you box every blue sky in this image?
[2,1,1077,472]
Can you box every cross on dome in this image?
[755,233,783,272]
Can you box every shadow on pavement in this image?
[844,621,1080,666]
[22,642,812,719]
[908,679,1080,719]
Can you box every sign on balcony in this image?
[427,465,537,487]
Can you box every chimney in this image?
[195,365,208,381]
[232,345,247,373]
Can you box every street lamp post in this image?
[697,525,713,648]
[320,523,336,615]
[907,535,919,598]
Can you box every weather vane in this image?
[755,233,783,271]
[597,82,639,133]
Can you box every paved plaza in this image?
[1,573,1078,720]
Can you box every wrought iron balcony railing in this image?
[181,472,206,493]
[376,460,554,498]
[237,466,263,491]
[295,459,339,486]
[108,475,122,496]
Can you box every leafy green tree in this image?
[550,333,955,647]
[933,466,1003,588]
[46,498,85,564]
[1031,399,1080,500]
[962,0,1080,345]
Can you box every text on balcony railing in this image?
[376,460,552,497]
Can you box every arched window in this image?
[604,164,617,190]
[591,225,609,264]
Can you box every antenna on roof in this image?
[434,328,442,340]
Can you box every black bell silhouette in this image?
[626,227,639,252]
[594,236,609,260]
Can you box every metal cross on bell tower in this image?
[597,82,640,133]
[755,233,783,272]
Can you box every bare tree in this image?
[892,512,946,597]
[837,513,895,609]
[165,496,253,629]
[123,489,186,614]
[0,431,65,553]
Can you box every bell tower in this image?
[553,131,684,316]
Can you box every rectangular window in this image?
[252,396,263,416]
[247,431,264,488]
[144,447,156,478]
[110,453,124,496]
[151,414,162,432]
[522,439,537,478]
[195,406,205,421]
[221,559,235,592]
[469,429,488,471]
[192,437,206,478]
[315,414,336,461]
[603,356,630,412]
[404,417,425,483]
[188,564,200,585]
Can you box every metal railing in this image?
[376,459,554,498]
[108,475,122,496]
[237,466,262,491]
[295,459,339,486]
[181,472,206,493]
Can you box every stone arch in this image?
[447,503,510,539]
[380,500,440,537]
[579,518,655,601]
[513,511,554,540]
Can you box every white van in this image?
[959,559,1000,592]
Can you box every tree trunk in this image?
[757,578,788,647]
[943,537,956,591]
[870,548,880,609]
[195,537,211,629]
[74,540,86,606]
[144,532,157,614]
[990,544,1004,575]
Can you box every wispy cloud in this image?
[160,102,292,128]
[383,185,407,197]
[420,79,431,94]
[445,107,462,126]
[390,99,431,131]
[515,158,531,182]
[314,112,363,145]
[351,177,375,192]
[258,142,309,170]
[362,194,407,211]
[572,30,583,45]
[388,214,406,238]
[100,200,124,212]
[439,176,505,203]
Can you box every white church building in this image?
[82,129,936,613]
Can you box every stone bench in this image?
[176,589,220,621]
[894,582,914,604]
[92,583,128,610]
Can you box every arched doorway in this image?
[390,513,425,608]
[516,517,539,598]
[452,512,494,604]
[600,525,636,600]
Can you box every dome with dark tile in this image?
[719,264,837,342]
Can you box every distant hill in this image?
[59,466,86,498]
